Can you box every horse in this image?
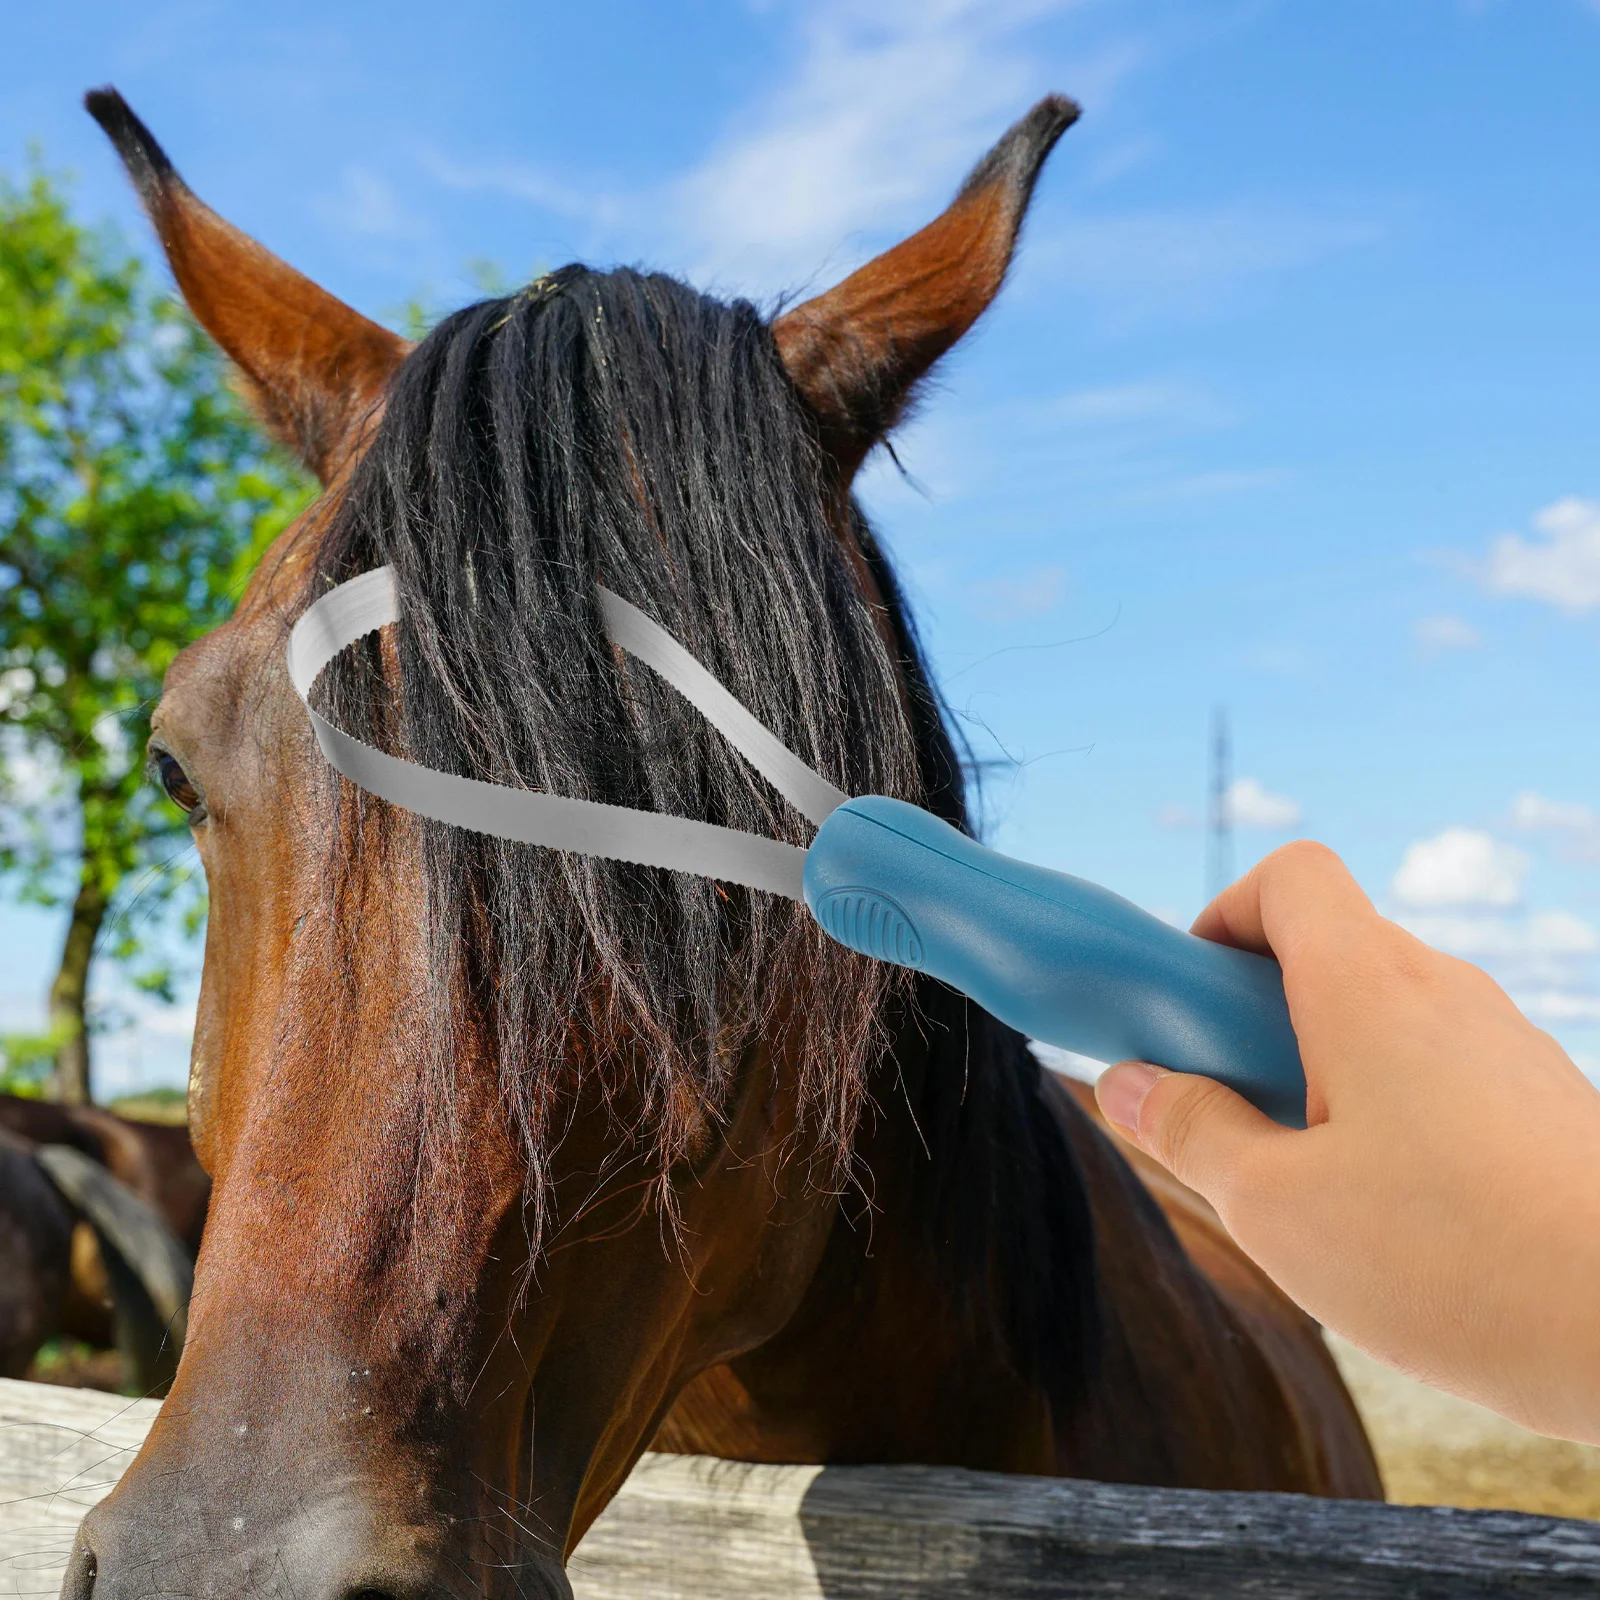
[0,1095,210,1254]
[0,1094,209,1389]
[69,87,1380,1600]
[0,1107,199,1390]
[0,1129,73,1377]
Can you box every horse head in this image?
[69,88,1075,1600]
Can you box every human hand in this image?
[1095,842,1600,1444]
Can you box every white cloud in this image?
[1515,991,1600,1025]
[1414,614,1481,655]
[1392,814,1600,1052]
[1508,910,1597,956]
[1481,497,1600,613]
[1226,776,1301,830]
[1401,900,1600,1046]
[1506,790,1600,863]
[1402,909,1600,960]
[413,0,1145,300]
[672,0,1116,289]
[1391,827,1527,908]
[410,0,1379,332]
[1156,802,1195,829]
[1509,790,1595,832]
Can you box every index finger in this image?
[1191,840,1378,965]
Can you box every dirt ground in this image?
[1327,1334,1600,1519]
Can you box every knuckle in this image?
[1252,841,1360,963]
[1328,916,1427,996]
[1375,920,1435,982]
[1149,1076,1228,1181]
[1265,839,1341,888]
[1378,920,1480,997]
[1275,838,1338,872]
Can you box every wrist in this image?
[1472,1118,1600,1444]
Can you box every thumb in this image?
[1095,1061,1281,1199]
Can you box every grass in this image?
[1328,1334,1600,1520]
[106,1086,188,1125]
[26,1338,130,1394]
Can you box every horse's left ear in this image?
[773,95,1078,485]
[85,87,409,484]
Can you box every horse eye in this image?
[155,752,202,815]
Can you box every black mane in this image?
[314,264,1095,1409]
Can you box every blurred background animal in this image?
[0,1094,207,1392]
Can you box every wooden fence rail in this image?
[4,1378,1599,1599]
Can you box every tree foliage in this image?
[0,160,314,1100]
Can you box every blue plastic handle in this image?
[803,795,1306,1128]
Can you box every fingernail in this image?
[1096,1062,1164,1138]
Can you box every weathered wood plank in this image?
[4,1379,1598,1600]
[0,1381,161,1600]
[570,1453,1600,1600]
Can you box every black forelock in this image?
[314,265,912,1233]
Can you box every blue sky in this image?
[3,0,1599,1094]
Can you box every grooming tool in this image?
[289,571,1307,1126]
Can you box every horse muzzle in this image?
[66,1478,572,1600]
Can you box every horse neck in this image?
[656,979,1099,1472]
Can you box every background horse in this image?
[0,1098,204,1388]
[0,1129,72,1378]
[69,87,1379,1600]
[0,1095,209,1256]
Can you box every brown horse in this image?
[0,1094,210,1254]
[0,1128,74,1377]
[0,1094,209,1388]
[69,88,1379,1600]
[0,1101,202,1388]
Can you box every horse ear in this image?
[85,88,408,484]
[773,95,1078,484]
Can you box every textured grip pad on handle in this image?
[803,795,1307,1128]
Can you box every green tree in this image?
[0,161,313,1104]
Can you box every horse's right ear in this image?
[85,88,408,484]
[773,95,1077,486]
